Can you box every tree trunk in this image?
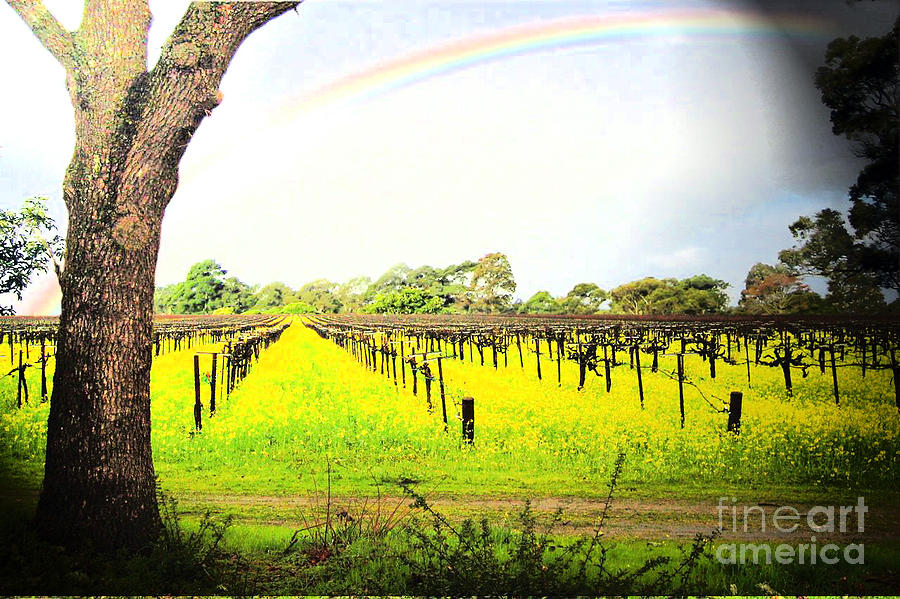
[9,0,299,551]
[37,182,165,549]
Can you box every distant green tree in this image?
[406,265,441,290]
[335,276,372,312]
[438,260,477,311]
[608,277,671,315]
[558,283,607,314]
[368,287,445,314]
[780,210,888,312]
[366,263,412,300]
[469,252,516,313]
[820,272,888,313]
[153,284,178,314]
[279,301,318,314]
[780,18,898,308]
[0,198,63,315]
[170,260,227,314]
[220,277,256,313]
[253,281,296,309]
[672,275,730,314]
[738,263,823,315]
[154,260,254,314]
[609,275,728,315]
[519,291,561,314]
[406,261,477,311]
[362,260,476,312]
[296,279,342,313]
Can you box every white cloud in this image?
[646,247,702,271]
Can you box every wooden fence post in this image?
[400,338,406,387]
[829,346,839,405]
[392,349,398,386]
[16,351,24,407]
[677,353,685,429]
[727,391,742,433]
[193,354,202,431]
[577,340,586,390]
[438,357,447,428]
[461,396,474,444]
[40,337,47,401]
[780,337,793,397]
[603,345,611,392]
[220,351,227,402]
[210,353,217,416]
[634,345,644,409]
[423,362,433,413]
[556,336,563,385]
[227,345,234,396]
[744,335,752,388]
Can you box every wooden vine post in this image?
[780,335,793,397]
[634,344,644,409]
[461,396,474,444]
[193,355,202,432]
[556,336,563,385]
[829,345,839,405]
[677,352,685,429]
[40,338,48,402]
[438,357,448,429]
[17,351,28,408]
[210,353,218,416]
[727,391,742,433]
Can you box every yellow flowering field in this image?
[2,321,898,499]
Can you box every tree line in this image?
[151,253,864,317]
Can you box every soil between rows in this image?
[178,492,900,542]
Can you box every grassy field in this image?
[1,319,898,593]
[170,321,896,497]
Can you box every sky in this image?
[1,0,897,314]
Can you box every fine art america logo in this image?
[715,497,866,565]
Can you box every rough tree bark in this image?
[6,0,299,550]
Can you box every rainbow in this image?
[278,8,833,118]
[182,7,833,181]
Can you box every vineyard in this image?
[3,312,899,488]
[0,314,289,462]
[2,313,899,593]
[304,313,898,443]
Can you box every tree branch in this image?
[78,0,151,74]
[5,0,75,67]
[117,1,300,209]
[158,1,300,72]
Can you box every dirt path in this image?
[4,481,895,542]
[179,492,900,543]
